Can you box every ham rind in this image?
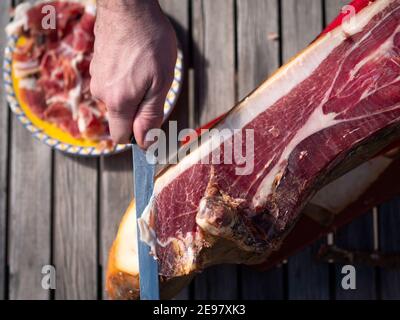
[106,151,400,299]
[106,0,400,299]
[260,149,400,271]
[154,0,400,275]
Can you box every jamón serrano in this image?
[8,1,111,143]
[106,0,400,299]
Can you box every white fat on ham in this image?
[114,203,139,276]
[78,103,103,133]
[154,0,394,204]
[13,60,40,78]
[77,117,87,133]
[253,108,340,207]
[339,0,398,38]
[349,25,400,80]
[5,2,31,36]
[117,199,201,276]
[254,17,400,207]
[18,77,37,90]
[84,2,96,15]
[137,194,199,260]
[136,195,158,257]
[154,28,344,195]
[67,53,83,120]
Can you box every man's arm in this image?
[90,0,177,148]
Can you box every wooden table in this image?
[0,0,399,300]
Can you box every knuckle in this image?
[104,94,127,112]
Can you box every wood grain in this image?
[281,0,330,299]
[379,198,400,299]
[0,0,11,300]
[100,153,132,299]
[53,155,98,300]
[192,0,238,300]
[324,0,349,23]
[159,0,190,132]
[281,0,323,62]
[236,0,284,300]
[7,0,52,300]
[8,118,52,300]
[334,214,376,299]
[237,0,280,100]
[192,0,236,125]
[240,265,285,300]
[288,243,330,299]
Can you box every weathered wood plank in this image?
[159,0,190,132]
[237,0,280,100]
[0,0,12,300]
[288,242,330,299]
[281,0,330,299]
[9,120,53,300]
[8,0,52,300]
[236,0,284,300]
[281,0,323,62]
[335,214,376,299]
[378,197,400,299]
[54,155,98,300]
[192,0,237,300]
[100,153,132,300]
[324,0,349,23]
[9,129,52,300]
[240,265,285,300]
[192,0,235,125]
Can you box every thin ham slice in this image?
[44,102,80,137]
[9,1,110,144]
[19,84,46,117]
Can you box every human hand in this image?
[90,0,177,148]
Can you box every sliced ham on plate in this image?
[9,0,111,146]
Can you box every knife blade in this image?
[131,139,160,300]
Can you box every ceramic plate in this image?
[3,2,183,156]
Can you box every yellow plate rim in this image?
[3,33,184,157]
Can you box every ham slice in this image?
[8,1,110,144]
[19,78,46,117]
[106,0,400,299]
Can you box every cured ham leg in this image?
[107,0,400,299]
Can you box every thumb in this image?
[133,102,164,149]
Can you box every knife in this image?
[131,137,160,300]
